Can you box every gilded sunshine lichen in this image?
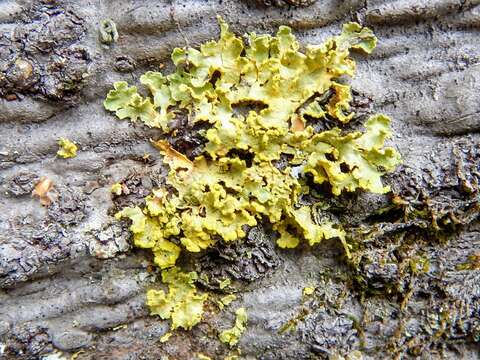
[105,18,401,332]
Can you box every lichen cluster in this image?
[104,18,401,332]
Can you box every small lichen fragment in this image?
[197,354,212,360]
[303,286,315,296]
[218,294,237,310]
[99,19,119,44]
[219,307,248,346]
[219,278,232,290]
[57,138,78,158]
[147,268,207,330]
[160,332,172,343]
[111,183,122,195]
[336,22,377,54]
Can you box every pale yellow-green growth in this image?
[147,268,207,330]
[219,278,232,290]
[224,355,240,360]
[57,138,78,158]
[111,183,122,195]
[160,332,172,343]
[303,286,315,296]
[115,205,181,269]
[221,294,237,306]
[105,18,401,332]
[218,294,237,310]
[197,354,212,360]
[219,307,248,346]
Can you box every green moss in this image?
[105,18,401,332]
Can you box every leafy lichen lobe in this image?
[105,18,401,331]
[57,137,78,158]
[219,307,248,346]
[147,268,208,330]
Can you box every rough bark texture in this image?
[0,0,479,359]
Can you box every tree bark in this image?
[0,0,479,359]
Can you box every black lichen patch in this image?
[110,167,169,212]
[254,0,317,7]
[0,1,90,101]
[114,56,136,73]
[167,116,210,160]
[195,224,282,290]
[391,140,479,232]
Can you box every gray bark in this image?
[0,0,479,359]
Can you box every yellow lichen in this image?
[57,137,78,158]
[147,268,207,330]
[160,332,172,343]
[105,18,401,332]
[197,354,212,360]
[219,294,237,310]
[303,286,315,296]
[219,278,232,290]
[111,183,122,195]
[219,307,248,346]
